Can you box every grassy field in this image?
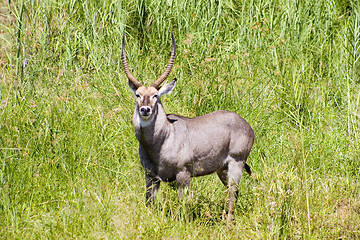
[0,0,359,239]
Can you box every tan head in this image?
[122,33,176,121]
[130,81,176,120]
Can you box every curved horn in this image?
[121,34,142,89]
[151,32,176,89]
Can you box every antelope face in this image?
[130,80,177,120]
[134,86,159,120]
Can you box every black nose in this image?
[140,106,151,115]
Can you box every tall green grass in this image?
[0,0,359,238]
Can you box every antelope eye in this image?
[152,93,159,99]
[135,93,141,98]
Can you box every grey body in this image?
[135,109,254,183]
[122,32,254,220]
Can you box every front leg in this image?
[139,146,160,204]
[145,171,160,204]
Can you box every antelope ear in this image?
[158,78,177,96]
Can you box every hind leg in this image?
[227,159,246,221]
[216,166,229,219]
[176,170,191,199]
[216,166,228,187]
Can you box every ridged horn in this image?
[151,32,176,89]
[121,34,142,89]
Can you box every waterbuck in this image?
[121,33,254,219]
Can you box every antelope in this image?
[121,33,254,220]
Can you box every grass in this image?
[0,0,359,239]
